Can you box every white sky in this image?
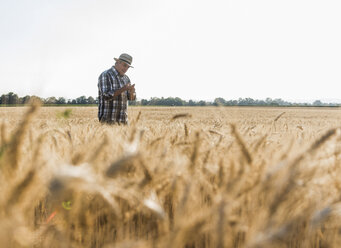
[0,0,340,102]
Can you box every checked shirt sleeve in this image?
[98,72,115,100]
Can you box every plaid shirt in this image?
[98,66,133,124]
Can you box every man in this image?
[98,53,136,124]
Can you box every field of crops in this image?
[1,104,341,247]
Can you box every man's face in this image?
[115,60,130,76]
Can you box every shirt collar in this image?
[111,66,122,78]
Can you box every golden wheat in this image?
[0,105,341,247]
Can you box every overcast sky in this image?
[0,0,340,102]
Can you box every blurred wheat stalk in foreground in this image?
[1,104,341,247]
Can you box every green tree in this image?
[87,96,96,104]
[76,96,87,104]
[141,99,149,105]
[0,94,8,104]
[188,100,196,106]
[174,97,184,106]
[198,100,206,106]
[21,95,31,104]
[214,97,226,106]
[313,100,322,106]
[57,97,66,104]
[45,97,57,104]
[8,92,19,104]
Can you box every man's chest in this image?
[109,74,127,88]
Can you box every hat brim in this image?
[114,58,134,68]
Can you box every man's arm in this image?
[98,73,115,100]
[98,73,131,100]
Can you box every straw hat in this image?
[114,53,134,68]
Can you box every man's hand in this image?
[121,83,131,91]
[121,83,134,91]
[128,84,135,93]
[127,84,136,100]
[113,83,134,98]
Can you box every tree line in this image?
[0,92,97,105]
[0,92,340,107]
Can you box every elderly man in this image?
[98,53,136,124]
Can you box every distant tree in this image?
[198,100,206,106]
[30,95,42,104]
[87,96,96,104]
[6,92,13,104]
[148,97,159,106]
[225,100,237,106]
[8,92,19,104]
[265,97,272,104]
[273,98,287,106]
[0,94,8,104]
[188,100,196,106]
[246,98,255,105]
[313,100,323,106]
[45,97,57,105]
[21,95,31,104]
[141,99,149,106]
[214,97,226,106]
[238,98,249,106]
[56,97,66,104]
[76,96,87,104]
[129,100,137,105]
[174,97,184,106]
[257,100,266,106]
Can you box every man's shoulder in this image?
[99,68,113,78]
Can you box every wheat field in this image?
[1,104,341,247]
